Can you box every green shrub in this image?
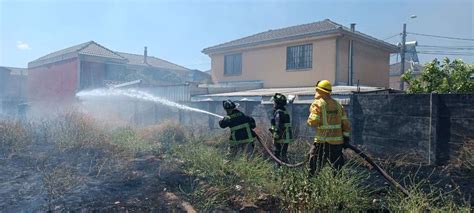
[172,141,376,211]
[280,164,373,211]
[110,126,158,154]
[139,121,187,153]
[172,143,278,210]
[402,58,474,93]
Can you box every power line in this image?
[382,33,401,41]
[417,51,474,56]
[418,45,474,48]
[418,45,474,50]
[408,32,474,41]
[418,46,474,51]
[417,50,474,54]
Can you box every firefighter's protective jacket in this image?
[219,109,257,146]
[271,107,293,143]
[307,94,351,144]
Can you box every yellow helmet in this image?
[316,80,332,94]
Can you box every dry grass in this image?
[0,120,33,155]
[40,162,83,211]
[386,173,471,212]
[138,120,187,155]
[50,111,107,151]
[449,139,474,177]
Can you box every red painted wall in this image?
[27,58,78,104]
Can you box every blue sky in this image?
[0,0,472,70]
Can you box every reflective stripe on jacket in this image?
[219,110,256,146]
[271,108,293,144]
[307,95,351,144]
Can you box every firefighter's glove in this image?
[343,137,350,149]
[273,133,280,140]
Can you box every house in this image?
[27,41,191,104]
[0,66,27,117]
[202,19,398,88]
[389,61,423,90]
[187,69,212,84]
[389,41,422,90]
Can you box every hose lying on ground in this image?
[254,133,308,168]
[254,132,410,197]
[345,144,411,197]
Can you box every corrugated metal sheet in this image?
[144,85,190,102]
[191,86,388,102]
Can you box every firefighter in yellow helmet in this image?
[307,80,351,176]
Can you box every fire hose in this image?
[345,143,411,197]
[253,132,410,197]
[254,133,308,168]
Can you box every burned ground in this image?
[0,140,191,212]
[0,117,196,212]
[0,115,472,212]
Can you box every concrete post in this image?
[400,23,407,90]
[428,93,438,165]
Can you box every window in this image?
[224,53,242,75]
[286,44,313,70]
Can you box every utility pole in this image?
[349,23,355,86]
[399,23,407,90]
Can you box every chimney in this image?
[144,46,148,64]
[350,23,356,32]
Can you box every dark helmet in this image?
[223,99,237,110]
[272,93,287,106]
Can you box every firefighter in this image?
[219,99,257,159]
[307,80,351,176]
[269,93,293,163]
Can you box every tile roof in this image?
[29,41,125,67]
[28,41,190,73]
[79,42,126,60]
[116,52,189,72]
[203,19,397,54]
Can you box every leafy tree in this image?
[401,58,474,94]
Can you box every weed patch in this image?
[279,164,373,211]
[139,121,186,153]
[0,120,33,155]
[50,112,106,150]
[386,174,471,212]
[171,142,278,210]
[110,127,158,154]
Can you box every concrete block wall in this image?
[352,94,474,165]
[137,93,473,166]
